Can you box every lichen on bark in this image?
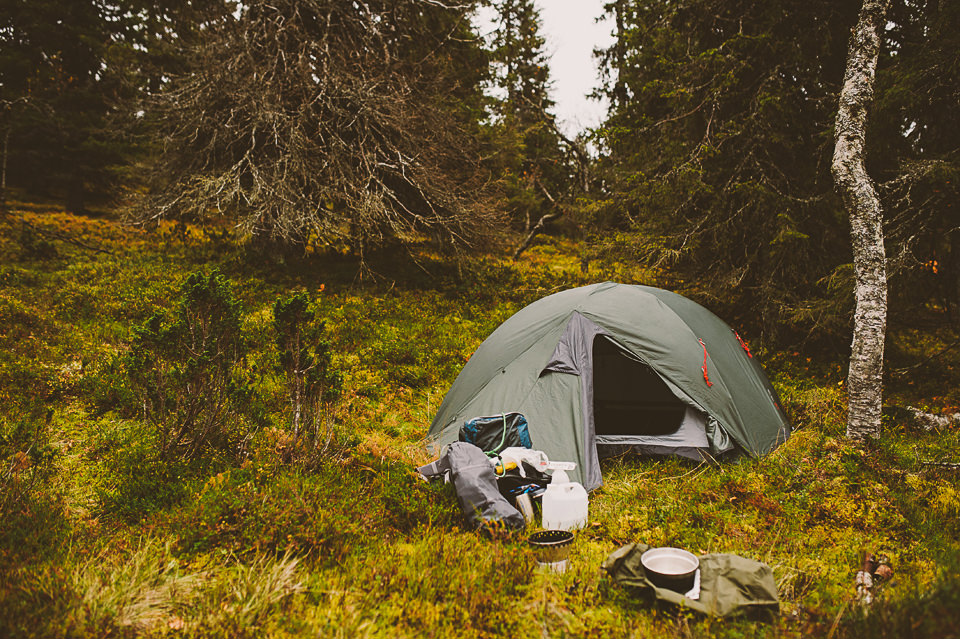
[832,0,892,439]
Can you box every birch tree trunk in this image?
[832,0,891,439]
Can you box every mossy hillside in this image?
[1,209,958,638]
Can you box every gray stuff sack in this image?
[432,442,525,531]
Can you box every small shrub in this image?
[272,293,342,457]
[0,295,63,405]
[343,530,535,636]
[174,465,366,562]
[17,223,58,260]
[126,270,254,460]
[0,407,56,506]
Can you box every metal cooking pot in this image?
[640,547,699,593]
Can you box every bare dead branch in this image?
[137,0,501,253]
[513,178,563,259]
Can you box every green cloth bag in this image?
[602,543,780,619]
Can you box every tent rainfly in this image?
[427,283,791,491]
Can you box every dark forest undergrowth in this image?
[1,208,959,638]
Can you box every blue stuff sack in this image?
[459,412,532,455]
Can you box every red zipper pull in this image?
[734,330,753,358]
[699,338,713,387]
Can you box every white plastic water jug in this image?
[541,469,588,531]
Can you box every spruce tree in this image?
[594,0,861,343]
[0,0,127,212]
[484,0,568,236]
[872,0,960,325]
[138,0,499,252]
[593,0,959,345]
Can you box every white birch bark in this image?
[832,0,891,439]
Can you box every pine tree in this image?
[484,0,569,241]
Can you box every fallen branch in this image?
[920,460,960,469]
[20,216,114,255]
[906,406,960,431]
[890,337,960,376]
[509,96,593,260]
[512,211,562,260]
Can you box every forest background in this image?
[1,1,959,637]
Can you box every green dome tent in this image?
[427,283,791,491]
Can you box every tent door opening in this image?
[592,335,688,437]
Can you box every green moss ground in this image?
[1,209,958,638]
